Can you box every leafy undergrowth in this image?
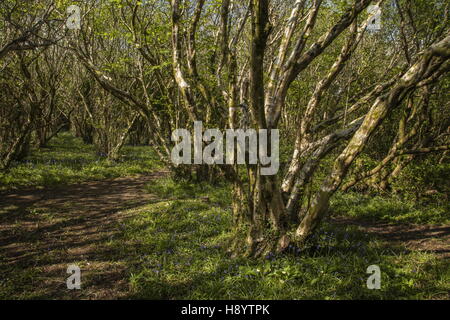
[145,178,231,207]
[1,139,448,299]
[0,132,162,191]
[107,179,449,300]
[331,192,450,225]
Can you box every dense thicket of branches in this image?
[1,0,449,257]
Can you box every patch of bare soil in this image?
[0,173,166,299]
[330,217,450,259]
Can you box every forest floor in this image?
[331,217,449,259]
[1,174,448,299]
[0,174,164,299]
[0,133,449,299]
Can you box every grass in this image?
[144,178,231,207]
[1,133,448,299]
[109,181,449,299]
[331,192,450,225]
[0,132,162,191]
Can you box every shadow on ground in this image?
[1,175,448,299]
[0,173,165,299]
[330,217,450,259]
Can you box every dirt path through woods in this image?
[0,173,166,299]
